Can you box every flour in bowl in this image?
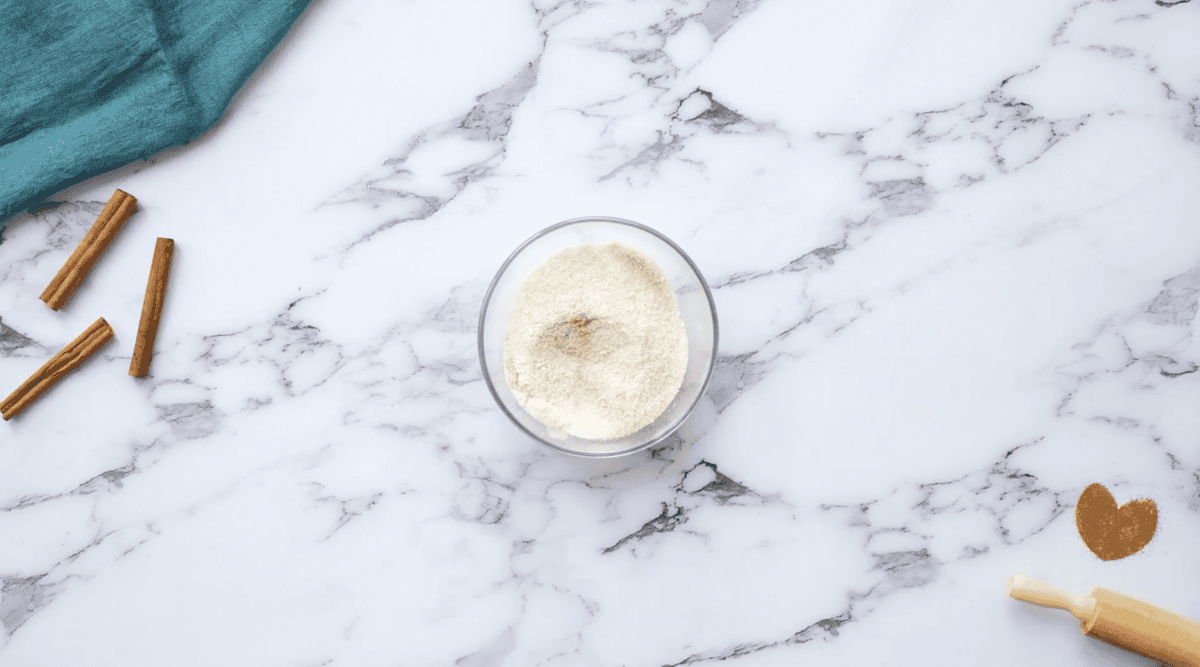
[503,242,689,440]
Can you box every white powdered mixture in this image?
[503,242,689,440]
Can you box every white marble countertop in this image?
[3,0,1200,664]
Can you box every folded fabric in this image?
[0,0,311,235]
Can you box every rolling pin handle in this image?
[1008,575,1098,622]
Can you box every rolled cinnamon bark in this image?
[40,189,137,310]
[1,318,114,420]
[129,238,174,377]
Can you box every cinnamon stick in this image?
[129,238,174,377]
[40,189,137,310]
[1,318,114,420]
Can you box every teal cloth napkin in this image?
[0,0,311,234]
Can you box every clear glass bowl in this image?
[478,216,719,457]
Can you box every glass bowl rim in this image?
[477,215,719,458]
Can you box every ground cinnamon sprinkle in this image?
[1075,483,1157,561]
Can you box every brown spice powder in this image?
[1075,483,1157,561]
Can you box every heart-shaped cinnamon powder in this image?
[1075,483,1157,561]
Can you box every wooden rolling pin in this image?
[1008,575,1200,666]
